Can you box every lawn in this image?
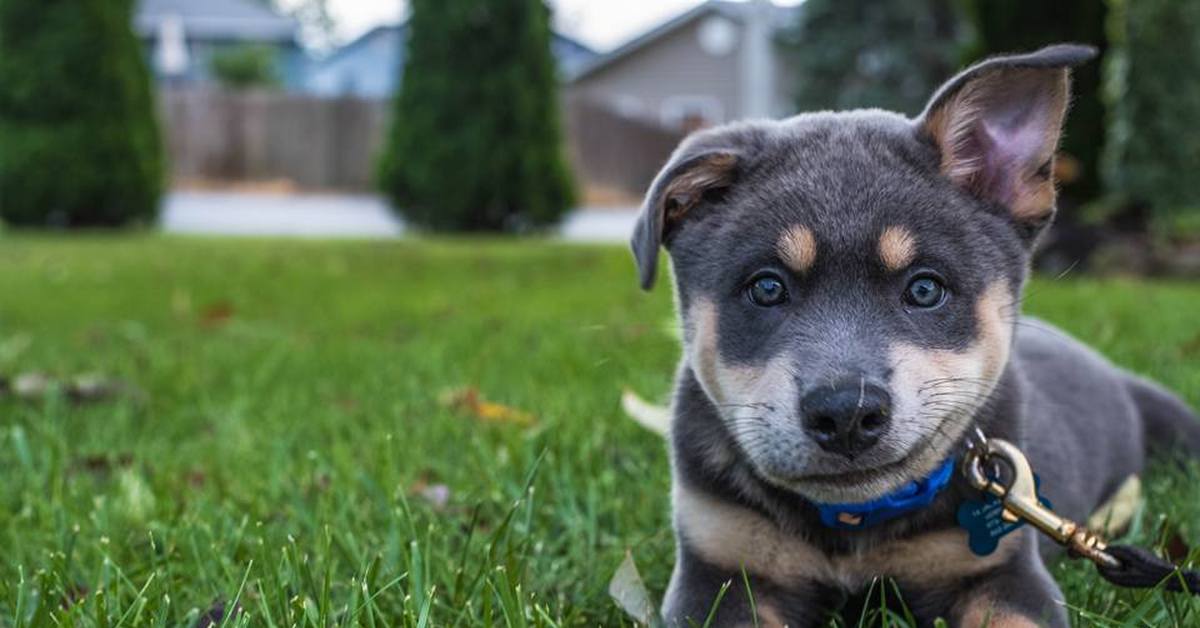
[1,235,1198,626]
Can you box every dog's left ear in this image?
[918,44,1097,234]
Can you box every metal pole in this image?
[740,0,775,119]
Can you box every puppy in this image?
[630,44,1200,627]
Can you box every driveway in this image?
[160,191,638,242]
[161,191,403,237]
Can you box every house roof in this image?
[316,24,406,66]
[135,0,298,43]
[316,23,598,78]
[569,0,796,83]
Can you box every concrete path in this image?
[160,191,638,242]
[559,206,639,243]
[161,191,403,238]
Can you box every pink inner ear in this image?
[971,99,1054,207]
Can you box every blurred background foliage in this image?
[0,0,163,227]
[783,0,964,116]
[961,0,1108,205]
[0,0,1196,254]
[376,0,575,232]
[783,0,1200,255]
[1102,0,1200,234]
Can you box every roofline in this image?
[320,20,596,66]
[318,23,404,64]
[568,1,731,83]
[134,18,297,43]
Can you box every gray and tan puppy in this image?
[631,44,1200,627]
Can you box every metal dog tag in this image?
[957,474,1052,556]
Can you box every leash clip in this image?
[962,436,1120,570]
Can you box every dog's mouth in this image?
[758,429,954,502]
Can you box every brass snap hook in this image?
[961,434,1121,570]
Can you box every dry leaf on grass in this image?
[199,301,235,328]
[439,387,536,426]
[410,473,452,510]
[73,452,134,475]
[1165,530,1192,564]
[0,372,135,404]
[1181,332,1200,357]
[196,599,241,628]
[608,550,660,626]
[621,389,670,436]
[408,470,453,510]
[67,374,130,403]
[12,372,51,398]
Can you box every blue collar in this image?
[814,458,956,530]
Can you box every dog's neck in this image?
[670,362,1026,554]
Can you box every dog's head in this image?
[633,45,1095,504]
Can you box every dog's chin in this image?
[752,439,950,505]
[757,463,908,505]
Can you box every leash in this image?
[962,429,1200,595]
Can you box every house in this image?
[135,0,308,90]
[567,0,800,131]
[305,25,599,99]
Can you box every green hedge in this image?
[0,0,163,227]
[962,0,1109,203]
[783,0,964,116]
[376,0,575,232]
[1102,0,1200,226]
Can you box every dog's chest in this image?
[674,482,1019,590]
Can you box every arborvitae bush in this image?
[377,0,575,232]
[0,0,163,227]
[1102,0,1200,227]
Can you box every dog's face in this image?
[633,45,1094,503]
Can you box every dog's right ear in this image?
[631,147,742,290]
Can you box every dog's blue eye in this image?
[748,275,788,307]
[904,276,946,308]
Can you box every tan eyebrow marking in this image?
[879,226,917,271]
[777,226,817,273]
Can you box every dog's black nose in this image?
[801,382,892,458]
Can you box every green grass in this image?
[0,235,1197,626]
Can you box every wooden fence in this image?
[158,88,682,200]
[562,97,684,205]
[159,88,388,190]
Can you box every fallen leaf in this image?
[73,453,134,475]
[199,301,235,328]
[66,374,127,403]
[186,469,208,488]
[608,551,659,626]
[1,372,136,405]
[1181,332,1200,357]
[621,389,670,436]
[409,471,452,510]
[196,599,241,628]
[12,372,51,398]
[418,483,451,509]
[1165,530,1191,563]
[439,387,536,426]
